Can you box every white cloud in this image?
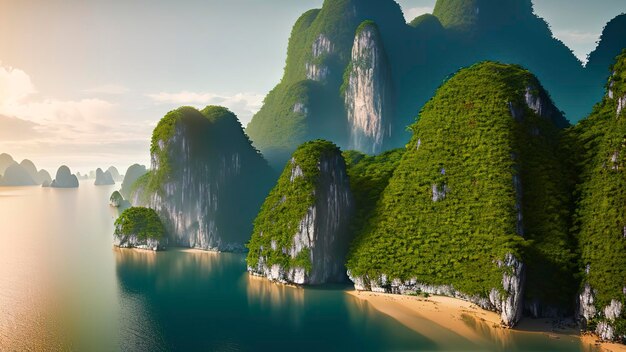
[83,84,130,95]
[146,90,264,125]
[0,63,37,105]
[402,6,434,22]
[0,62,152,171]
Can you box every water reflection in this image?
[245,275,304,308]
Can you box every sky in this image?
[0,0,624,174]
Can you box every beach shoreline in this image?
[347,290,626,352]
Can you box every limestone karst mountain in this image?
[246,0,623,168]
[566,51,626,342]
[130,106,274,252]
[50,165,79,188]
[246,140,354,285]
[94,168,115,186]
[0,162,37,186]
[346,62,575,327]
[0,154,51,186]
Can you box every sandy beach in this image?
[347,290,626,351]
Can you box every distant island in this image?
[0,153,51,187]
[48,165,79,188]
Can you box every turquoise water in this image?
[0,182,599,351]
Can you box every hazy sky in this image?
[0,0,624,173]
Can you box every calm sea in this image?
[0,182,599,351]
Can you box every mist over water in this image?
[0,182,599,351]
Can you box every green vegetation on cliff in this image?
[346,62,575,309]
[567,52,626,333]
[114,207,165,241]
[343,148,404,238]
[246,140,341,272]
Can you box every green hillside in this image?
[346,62,576,317]
[567,51,626,340]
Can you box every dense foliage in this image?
[346,62,576,309]
[246,140,341,272]
[114,207,165,241]
[343,148,404,240]
[566,52,626,334]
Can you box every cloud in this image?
[146,91,264,125]
[0,62,153,171]
[82,84,130,95]
[0,63,37,105]
[402,6,434,22]
[0,115,41,141]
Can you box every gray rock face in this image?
[349,253,524,327]
[248,148,354,285]
[305,34,333,82]
[94,168,115,185]
[51,165,79,188]
[344,23,393,154]
[578,284,597,322]
[113,233,161,251]
[132,107,273,252]
[135,127,243,251]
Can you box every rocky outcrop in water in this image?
[0,155,51,186]
[113,207,165,251]
[50,165,79,188]
[131,106,274,252]
[247,140,354,285]
[0,162,37,186]
[344,21,393,154]
[94,168,115,186]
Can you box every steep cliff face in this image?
[246,0,406,166]
[567,53,626,343]
[346,62,575,327]
[344,21,394,154]
[247,140,354,285]
[131,106,273,252]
